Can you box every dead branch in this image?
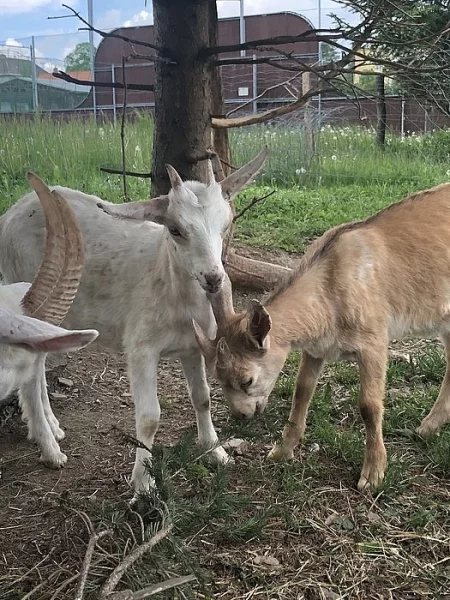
[74,529,112,600]
[98,524,173,598]
[110,575,197,600]
[212,81,329,129]
[233,190,276,222]
[226,72,302,118]
[53,70,155,92]
[100,167,152,179]
[61,4,175,62]
[199,29,344,58]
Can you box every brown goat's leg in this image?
[357,345,388,491]
[417,334,450,437]
[268,352,324,460]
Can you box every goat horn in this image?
[21,173,83,325]
[206,272,235,329]
[205,159,216,186]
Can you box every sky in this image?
[0,0,355,70]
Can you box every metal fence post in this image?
[30,36,38,113]
[111,64,117,125]
[401,97,405,137]
[252,55,257,114]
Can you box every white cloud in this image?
[0,0,59,14]
[123,10,153,28]
[0,37,57,71]
[0,38,30,59]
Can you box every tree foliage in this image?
[341,0,450,112]
[64,42,94,72]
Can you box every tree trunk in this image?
[376,73,386,148]
[151,0,289,292]
[209,0,232,179]
[152,0,214,195]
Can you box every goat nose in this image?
[204,271,224,292]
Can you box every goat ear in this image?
[97,195,170,222]
[217,337,232,369]
[17,330,98,353]
[0,306,98,353]
[220,146,268,203]
[192,320,216,363]
[166,164,183,190]
[247,299,271,348]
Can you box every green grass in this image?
[2,117,450,253]
[3,116,450,598]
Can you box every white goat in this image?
[0,174,98,467]
[0,150,267,491]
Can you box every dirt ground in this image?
[1,248,449,600]
[0,247,293,599]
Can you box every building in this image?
[0,75,89,113]
[81,12,318,112]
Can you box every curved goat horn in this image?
[206,272,235,329]
[21,173,83,326]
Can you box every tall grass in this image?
[1,115,450,250]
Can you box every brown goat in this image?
[194,182,450,491]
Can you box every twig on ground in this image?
[98,524,173,598]
[74,529,112,600]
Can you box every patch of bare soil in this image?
[0,248,449,600]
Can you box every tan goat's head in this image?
[193,276,285,419]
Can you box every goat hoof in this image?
[209,446,232,465]
[40,450,67,469]
[416,418,444,439]
[357,469,384,493]
[52,426,66,442]
[267,444,294,461]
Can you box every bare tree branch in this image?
[212,81,329,129]
[61,4,176,62]
[200,29,344,58]
[226,72,302,117]
[234,191,276,221]
[100,167,152,179]
[53,70,154,92]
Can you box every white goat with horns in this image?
[0,173,98,468]
[0,149,268,491]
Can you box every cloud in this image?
[123,10,153,28]
[0,38,30,59]
[0,0,59,14]
[0,37,58,71]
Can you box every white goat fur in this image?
[0,155,266,491]
[0,284,98,467]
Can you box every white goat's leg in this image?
[181,353,230,465]
[40,366,65,442]
[19,355,67,468]
[128,350,161,492]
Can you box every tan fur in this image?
[199,182,450,491]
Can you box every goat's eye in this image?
[169,227,182,237]
[241,377,253,390]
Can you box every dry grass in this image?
[1,332,450,599]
